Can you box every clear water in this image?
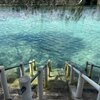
[0,6,100,69]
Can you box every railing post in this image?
[29,61,33,77]
[85,61,88,75]
[97,88,100,100]
[38,67,43,100]
[69,66,74,84]
[0,66,11,100]
[44,64,48,88]
[17,63,24,78]
[65,62,70,80]
[19,76,32,100]
[89,64,93,78]
[48,59,52,77]
[32,59,36,71]
[76,72,84,99]
[19,62,24,77]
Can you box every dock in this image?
[0,60,100,100]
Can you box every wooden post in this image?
[97,89,100,100]
[69,66,74,84]
[19,76,32,100]
[38,67,43,100]
[32,59,36,71]
[29,61,33,77]
[44,64,48,88]
[76,72,84,99]
[0,66,11,100]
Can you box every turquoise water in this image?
[0,6,100,68]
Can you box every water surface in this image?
[0,6,100,69]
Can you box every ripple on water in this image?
[0,6,100,68]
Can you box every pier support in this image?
[0,66,11,100]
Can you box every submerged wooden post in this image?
[19,76,32,100]
[29,61,33,77]
[0,66,11,100]
[32,59,36,71]
[76,72,84,99]
[44,64,48,88]
[38,67,43,100]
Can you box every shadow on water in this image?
[0,32,85,67]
